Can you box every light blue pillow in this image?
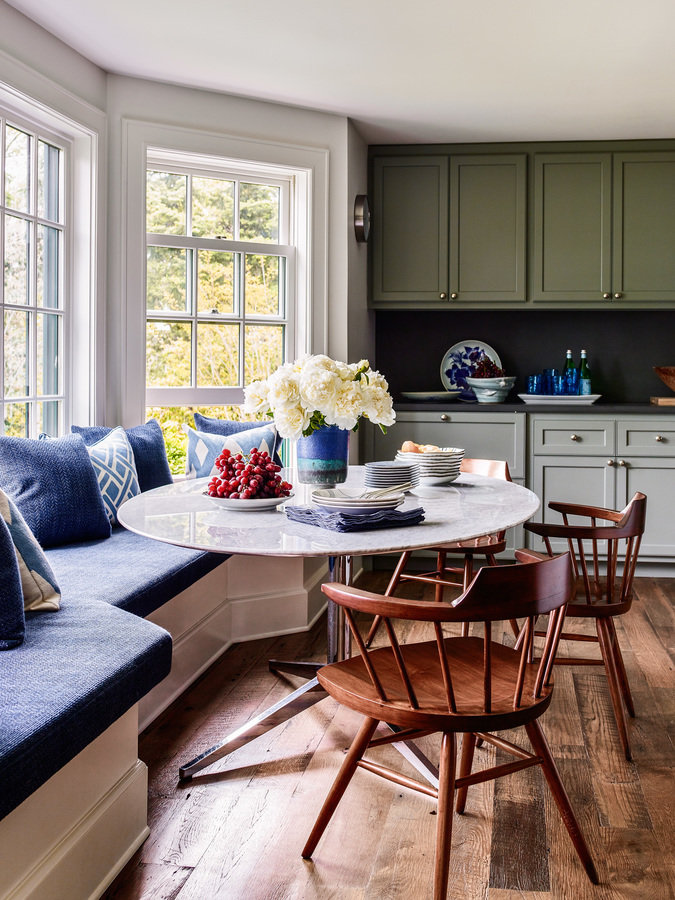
[184,423,279,478]
[86,427,140,523]
[0,488,61,611]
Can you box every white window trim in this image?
[0,76,103,431]
[119,118,329,425]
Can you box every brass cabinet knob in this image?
[570,434,580,441]
[618,459,627,467]
[607,459,615,467]
[439,292,447,299]
[655,434,665,442]
[440,414,450,422]
[603,292,611,299]
[450,292,458,299]
[614,292,622,299]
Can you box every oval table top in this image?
[118,467,540,559]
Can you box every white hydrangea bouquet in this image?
[244,354,396,440]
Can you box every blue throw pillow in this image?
[0,434,111,548]
[86,427,140,524]
[72,419,172,492]
[0,514,25,649]
[184,423,279,478]
[0,488,60,611]
[193,414,283,466]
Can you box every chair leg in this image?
[302,716,379,859]
[455,732,475,814]
[435,550,448,604]
[365,551,412,647]
[433,732,457,900]
[596,619,633,761]
[606,617,635,718]
[525,720,599,885]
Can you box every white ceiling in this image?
[5,0,675,144]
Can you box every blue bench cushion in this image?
[45,527,226,618]
[0,597,171,820]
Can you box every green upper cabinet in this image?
[613,152,675,302]
[532,153,613,303]
[533,150,675,305]
[370,142,675,309]
[371,156,449,304]
[449,154,527,303]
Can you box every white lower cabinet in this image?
[529,415,675,561]
[365,410,527,558]
[363,409,675,565]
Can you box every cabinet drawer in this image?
[531,418,615,455]
[617,420,675,456]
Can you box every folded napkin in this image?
[285,505,425,532]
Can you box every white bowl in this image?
[465,376,516,403]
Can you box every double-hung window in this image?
[2,116,64,437]
[145,154,295,416]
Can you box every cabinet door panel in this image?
[449,154,527,302]
[533,153,612,302]
[613,153,675,301]
[529,456,615,552]
[616,458,675,557]
[371,156,448,303]
[369,412,525,479]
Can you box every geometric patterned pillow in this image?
[86,427,140,524]
[184,423,278,479]
[0,487,60,612]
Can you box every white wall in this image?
[0,1,371,427]
[105,75,362,423]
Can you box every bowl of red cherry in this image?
[465,358,516,403]
[204,447,293,510]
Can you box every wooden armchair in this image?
[303,551,598,898]
[524,492,647,761]
[365,458,514,648]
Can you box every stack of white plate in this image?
[311,488,405,515]
[364,460,419,490]
[395,447,465,485]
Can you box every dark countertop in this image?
[395,401,675,415]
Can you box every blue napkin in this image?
[285,505,425,532]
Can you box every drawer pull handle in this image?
[570,434,580,441]
[440,414,450,422]
[607,459,615,467]
[618,459,627,467]
[655,434,665,442]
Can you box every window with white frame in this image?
[145,154,295,404]
[145,150,300,470]
[1,115,65,437]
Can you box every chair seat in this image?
[318,635,553,733]
[566,577,635,618]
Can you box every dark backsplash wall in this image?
[375,310,675,402]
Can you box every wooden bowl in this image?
[654,366,675,393]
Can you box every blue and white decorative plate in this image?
[440,340,502,400]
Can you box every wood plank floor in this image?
[104,573,675,900]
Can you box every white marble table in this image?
[118,467,539,780]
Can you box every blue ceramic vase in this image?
[296,424,349,486]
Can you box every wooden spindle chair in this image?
[365,458,516,647]
[302,552,599,898]
[524,491,647,761]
